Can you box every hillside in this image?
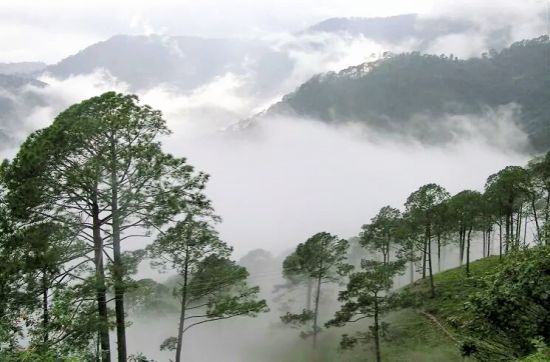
[44,35,293,91]
[0,74,47,147]
[0,62,47,76]
[306,14,510,51]
[266,257,504,361]
[260,36,550,151]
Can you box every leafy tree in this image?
[280,248,315,315]
[148,218,267,362]
[0,183,94,359]
[360,206,401,265]
[327,259,405,362]
[0,187,27,354]
[430,200,453,272]
[280,232,352,350]
[404,184,449,297]
[484,166,530,254]
[527,152,550,244]
[3,92,209,361]
[447,190,483,275]
[125,278,176,315]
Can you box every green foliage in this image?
[327,258,405,360]
[293,232,353,281]
[125,278,176,315]
[519,338,550,361]
[149,217,267,360]
[2,91,213,359]
[280,232,352,342]
[405,183,450,221]
[465,246,550,357]
[360,206,401,263]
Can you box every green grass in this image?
[405,256,502,322]
[275,257,505,361]
[274,308,466,362]
[373,308,465,362]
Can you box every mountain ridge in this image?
[252,35,550,151]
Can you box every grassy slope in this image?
[404,256,502,330]
[277,257,503,361]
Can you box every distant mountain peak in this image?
[0,61,47,76]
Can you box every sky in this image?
[0,0,547,63]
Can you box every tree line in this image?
[278,153,550,361]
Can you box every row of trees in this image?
[0,92,267,362]
[279,153,550,361]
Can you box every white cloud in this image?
[5,0,547,63]
[170,116,529,257]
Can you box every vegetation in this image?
[0,92,267,361]
[268,36,550,151]
[327,259,405,362]
[0,89,549,361]
[280,232,352,349]
[148,218,267,362]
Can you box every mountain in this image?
[42,15,515,93]
[257,36,550,151]
[45,35,294,92]
[306,14,510,51]
[0,73,46,89]
[0,74,47,147]
[0,62,47,76]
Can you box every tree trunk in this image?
[545,191,550,245]
[42,270,49,344]
[110,141,127,362]
[312,271,322,351]
[437,234,441,272]
[499,219,503,260]
[505,213,510,254]
[92,194,111,362]
[482,231,486,260]
[306,278,313,311]
[175,249,189,362]
[516,208,522,249]
[487,227,492,257]
[459,227,465,266]
[427,225,435,298]
[532,199,541,243]
[421,239,426,280]
[523,208,527,246]
[373,293,381,362]
[466,227,472,276]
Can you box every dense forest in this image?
[0,91,549,361]
[264,36,550,151]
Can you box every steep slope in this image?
[260,36,550,151]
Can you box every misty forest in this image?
[1,2,550,362]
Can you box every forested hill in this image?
[0,74,47,146]
[261,36,550,151]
